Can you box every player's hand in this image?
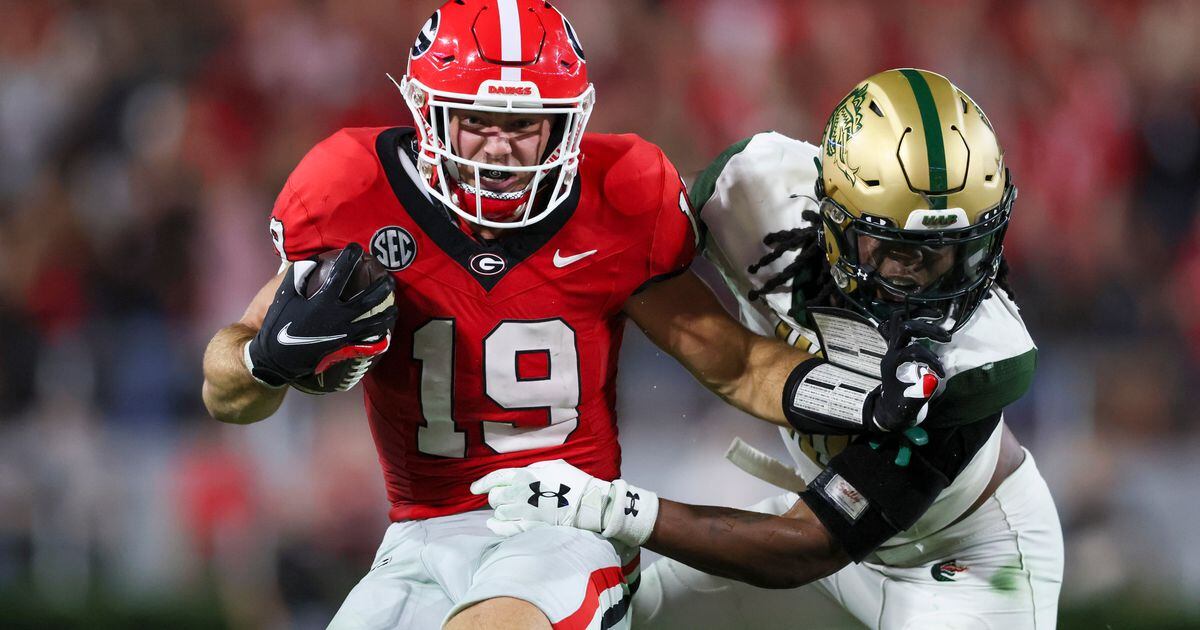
[471,459,659,546]
[245,244,397,388]
[865,313,950,432]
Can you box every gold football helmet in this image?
[817,68,1015,331]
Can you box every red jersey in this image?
[269,127,697,520]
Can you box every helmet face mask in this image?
[819,183,1013,329]
[817,68,1015,331]
[398,1,594,229]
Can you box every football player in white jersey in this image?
[474,69,1064,629]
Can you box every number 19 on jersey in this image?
[413,319,581,457]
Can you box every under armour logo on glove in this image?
[528,482,571,508]
[472,460,661,547]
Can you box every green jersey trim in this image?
[929,347,1037,427]
[690,136,755,220]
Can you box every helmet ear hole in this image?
[869,100,884,117]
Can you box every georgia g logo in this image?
[561,13,585,60]
[470,253,506,276]
[411,10,440,59]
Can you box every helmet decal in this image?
[411,10,440,59]
[561,13,585,60]
[826,83,869,186]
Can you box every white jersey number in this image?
[413,319,580,458]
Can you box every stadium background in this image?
[1,0,1198,627]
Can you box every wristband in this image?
[782,358,881,434]
[243,340,287,389]
[602,479,659,546]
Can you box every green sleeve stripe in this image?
[689,136,755,214]
[899,69,948,209]
[928,348,1037,427]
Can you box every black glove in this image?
[245,244,398,387]
[863,313,950,432]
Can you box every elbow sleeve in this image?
[799,437,950,562]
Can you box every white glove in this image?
[470,459,659,547]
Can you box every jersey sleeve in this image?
[689,133,823,335]
[646,153,700,282]
[926,290,1039,427]
[269,180,325,263]
[268,128,382,263]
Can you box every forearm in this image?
[624,270,814,426]
[645,499,849,589]
[713,336,812,425]
[202,323,286,424]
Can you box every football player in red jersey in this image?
[201,2,937,628]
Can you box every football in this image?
[291,247,393,395]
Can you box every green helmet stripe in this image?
[899,69,948,209]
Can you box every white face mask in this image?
[398,74,595,229]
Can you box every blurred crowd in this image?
[1,0,1198,627]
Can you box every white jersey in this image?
[695,131,1038,554]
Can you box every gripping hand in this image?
[471,459,659,547]
[865,314,950,432]
[244,244,397,387]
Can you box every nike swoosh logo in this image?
[553,249,598,268]
[277,323,347,346]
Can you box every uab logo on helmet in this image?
[825,83,870,185]
[921,213,958,228]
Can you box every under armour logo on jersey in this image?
[411,10,440,59]
[625,491,639,517]
[529,482,570,508]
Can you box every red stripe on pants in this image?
[621,552,640,577]
[553,565,626,630]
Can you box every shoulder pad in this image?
[270,127,391,260]
[292,127,388,203]
[582,133,671,219]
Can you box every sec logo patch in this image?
[371,226,417,271]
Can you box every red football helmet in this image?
[396,0,594,228]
